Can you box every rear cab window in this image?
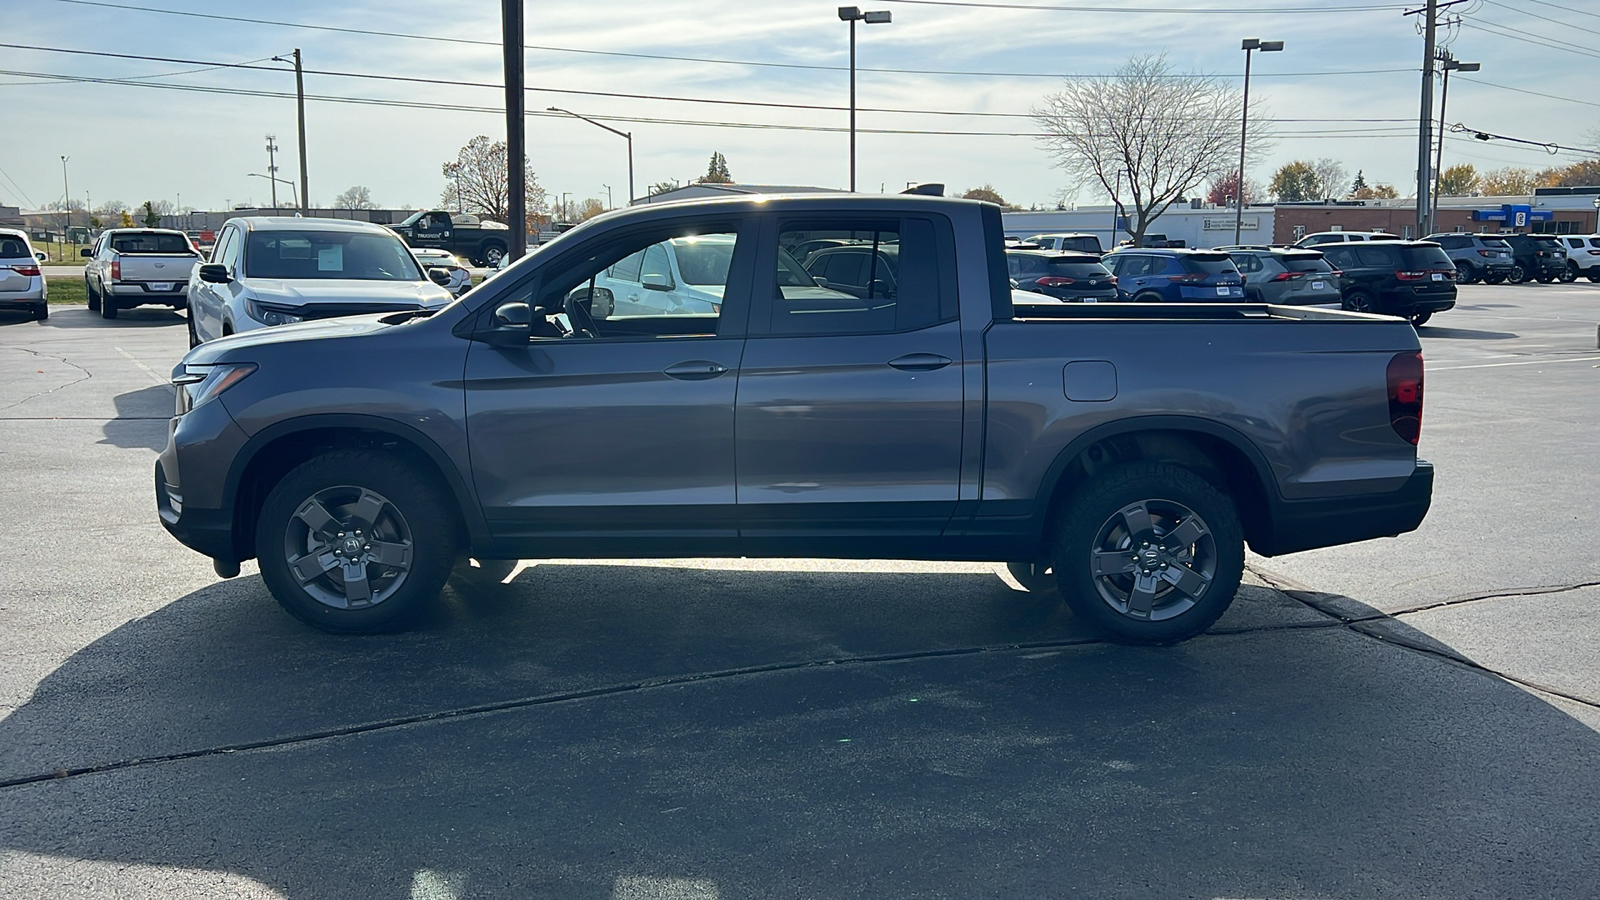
[111,233,194,254]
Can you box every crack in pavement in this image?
[1248,564,1600,714]
[0,614,1356,791]
[0,348,92,414]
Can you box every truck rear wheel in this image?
[100,294,118,319]
[483,245,506,266]
[1050,462,1244,644]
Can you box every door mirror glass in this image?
[641,273,674,292]
[427,267,452,286]
[198,263,230,284]
[493,301,531,328]
[80,248,92,258]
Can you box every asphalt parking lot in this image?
[1,285,1598,898]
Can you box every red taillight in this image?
[11,264,40,277]
[1105,275,1118,285]
[1395,270,1428,281]
[1477,249,1494,257]
[1328,270,1344,277]
[111,260,121,280]
[1167,272,1207,283]
[1035,276,1076,286]
[1387,351,1424,445]
[1271,271,1308,282]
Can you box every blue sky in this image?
[0,0,1594,214]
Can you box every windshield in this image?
[1181,254,1239,275]
[671,238,736,286]
[397,211,428,227]
[111,233,194,254]
[245,230,424,281]
[1283,255,1334,273]
[1047,260,1111,278]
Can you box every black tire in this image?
[99,294,118,319]
[1483,272,1507,285]
[1132,291,1164,303]
[1051,462,1244,644]
[450,557,519,592]
[1589,272,1600,284]
[1408,310,1432,327]
[1455,263,1478,285]
[256,450,458,634]
[33,303,48,321]
[1508,264,1527,284]
[1536,274,1555,284]
[85,277,100,311]
[1560,264,1578,283]
[186,310,201,349]
[1006,561,1058,594]
[1342,290,1375,313]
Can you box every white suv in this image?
[185,217,454,347]
[1292,231,1404,248]
[1556,234,1600,282]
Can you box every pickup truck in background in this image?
[156,194,1433,644]
[388,210,512,267]
[83,228,201,320]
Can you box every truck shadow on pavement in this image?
[2,566,1598,898]
[1415,325,1519,340]
[36,307,186,329]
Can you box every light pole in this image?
[560,192,571,223]
[265,135,281,209]
[602,184,612,209]
[1235,38,1283,245]
[60,155,71,245]
[837,6,891,192]
[1431,53,1479,231]
[248,172,296,207]
[547,107,634,205]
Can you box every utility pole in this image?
[60,156,70,244]
[293,50,308,212]
[502,0,526,260]
[1405,0,1465,238]
[265,135,280,209]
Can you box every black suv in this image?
[1005,250,1117,301]
[1499,233,1568,284]
[1316,240,1457,326]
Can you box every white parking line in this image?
[1431,355,1600,371]
[114,346,174,390]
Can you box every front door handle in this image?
[887,353,953,372]
[663,360,729,381]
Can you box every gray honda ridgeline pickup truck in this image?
[157,194,1432,643]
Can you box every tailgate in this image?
[116,254,198,283]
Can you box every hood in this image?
[244,278,452,307]
[181,314,400,365]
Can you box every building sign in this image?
[1204,217,1258,231]
[1472,204,1552,225]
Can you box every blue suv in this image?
[1103,248,1244,302]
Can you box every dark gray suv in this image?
[1424,233,1514,284]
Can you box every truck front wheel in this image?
[256,450,457,633]
[1051,462,1244,644]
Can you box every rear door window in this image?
[1355,246,1399,268]
[772,218,951,336]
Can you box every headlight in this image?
[172,362,256,415]
[246,299,304,326]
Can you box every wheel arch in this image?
[1031,416,1278,557]
[223,414,489,562]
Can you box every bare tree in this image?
[439,135,547,223]
[1309,158,1347,201]
[575,198,606,222]
[1033,54,1252,246]
[333,185,377,209]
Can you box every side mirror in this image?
[198,263,231,284]
[812,276,830,287]
[38,251,49,262]
[478,301,531,348]
[641,273,674,292]
[80,248,92,258]
[427,267,452,286]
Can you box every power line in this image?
[36,0,1413,81]
[1458,17,1600,61]
[1448,123,1600,158]
[1522,0,1600,22]
[1481,0,1600,38]
[1456,76,1600,111]
[0,44,1419,124]
[888,0,1403,12]
[0,66,1420,140]
[0,164,38,208]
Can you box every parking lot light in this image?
[1235,38,1283,245]
[838,7,892,192]
[1431,55,1481,229]
[548,107,634,206]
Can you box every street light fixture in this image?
[247,172,297,208]
[1431,54,1480,230]
[1235,38,1283,245]
[548,107,634,206]
[838,6,891,192]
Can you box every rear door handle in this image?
[663,360,729,381]
[887,353,953,372]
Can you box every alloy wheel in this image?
[282,485,415,610]
[1086,499,1217,622]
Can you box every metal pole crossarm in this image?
[548,107,635,203]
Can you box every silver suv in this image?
[1423,233,1515,284]
[0,229,47,320]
